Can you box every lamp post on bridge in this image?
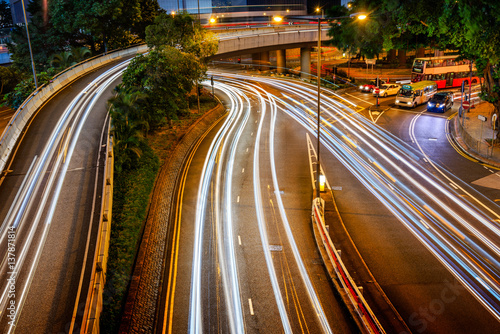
[314,13,366,198]
[284,12,366,198]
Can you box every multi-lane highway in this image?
[158,72,500,333]
[2,57,500,334]
[0,59,132,333]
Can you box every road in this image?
[157,75,357,333]
[0,59,131,333]
[159,73,500,333]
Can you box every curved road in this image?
[160,73,500,334]
[0,58,132,333]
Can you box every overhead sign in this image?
[463,101,470,109]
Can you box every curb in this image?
[450,115,500,169]
[119,103,226,333]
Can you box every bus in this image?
[395,81,437,108]
[411,56,480,89]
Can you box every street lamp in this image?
[21,0,38,89]
[273,16,283,23]
[314,12,366,198]
[280,12,366,198]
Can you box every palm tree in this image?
[71,46,92,63]
[108,86,149,172]
[50,51,75,69]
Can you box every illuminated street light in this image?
[273,16,283,23]
[210,17,216,24]
[280,12,367,198]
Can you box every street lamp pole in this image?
[21,0,38,89]
[316,18,322,198]
[286,12,366,199]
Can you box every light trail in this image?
[0,60,131,330]
[210,72,500,321]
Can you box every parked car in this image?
[373,84,401,97]
[359,80,386,93]
[427,91,454,112]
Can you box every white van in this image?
[395,81,437,108]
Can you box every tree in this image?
[8,0,68,73]
[50,51,74,69]
[3,70,56,109]
[437,0,500,127]
[0,66,18,95]
[132,0,164,40]
[0,0,13,28]
[122,47,206,126]
[145,12,218,60]
[50,0,142,53]
[327,0,442,60]
[109,87,146,172]
[71,46,92,63]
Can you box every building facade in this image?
[158,0,307,22]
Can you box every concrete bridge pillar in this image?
[260,51,270,70]
[276,49,286,74]
[300,47,311,80]
[251,52,261,63]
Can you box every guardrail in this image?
[82,118,114,333]
[311,198,385,334]
[0,44,147,175]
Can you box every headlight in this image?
[428,102,434,107]
[359,85,364,89]
[396,100,400,103]
[407,102,412,105]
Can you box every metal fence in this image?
[456,111,500,162]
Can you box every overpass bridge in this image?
[211,24,330,79]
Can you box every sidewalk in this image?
[450,100,500,168]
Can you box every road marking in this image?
[238,235,242,245]
[237,195,240,203]
[251,132,253,136]
[246,148,249,152]
[242,168,245,173]
[345,92,374,105]
[248,298,254,315]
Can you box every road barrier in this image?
[0,44,147,176]
[312,198,385,334]
[82,118,114,333]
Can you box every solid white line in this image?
[238,235,242,246]
[237,195,240,203]
[248,298,254,315]
[345,92,374,105]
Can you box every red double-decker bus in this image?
[411,56,480,89]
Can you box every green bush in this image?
[100,143,159,334]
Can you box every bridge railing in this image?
[0,44,147,175]
[312,198,386,334]
[81,118,114,333]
